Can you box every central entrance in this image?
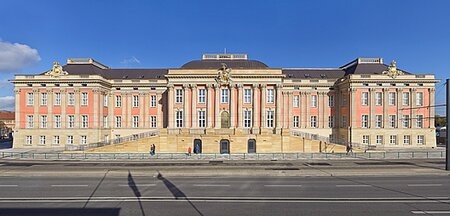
[221,111,230,128]
[193,139,202,153]
[220,139,230,154]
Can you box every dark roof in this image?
[282,69,345,79]
[61,64,167,79]
[0,112,15,120]
[341,61,411,76]
[181,59,268,69]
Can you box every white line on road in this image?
[264,185,302,187]
[193,184,230,187]
[411,211,450,214]
[336,185,371,187]
[118,184,156,187]
[51,185,89,187]
[0,185,18,187]
[407,184,442,187]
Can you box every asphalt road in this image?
[0,159,449,216]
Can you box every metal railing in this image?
[290,130,370,150]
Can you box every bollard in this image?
[426,152,429,159]
[128,153,130,159]
[44,153,47,159]
[58,153,60,159]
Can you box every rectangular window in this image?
[26,136,32,145]
[115,95,122,107]
[67,135,74,144]
[416,92,423,106]
[133,95,139,107]
[244,110,251,128]
[39,136,46,145]
[375,115,383,128]
[244,89,251,104]
[198,111,206,128]
[27,92,34,105]
[176,89,183,103]
[329,116,334,128]
[416,115,423,128]
[68,115,74,128]
[54,92,61,106]
[329,95,334,107]
[81,92,88,106]
[53,136,60,145]
[40,115,47,128]
[342,95,347,106]
[390,135,397,145]
[81,135,87,145]
[68,93,75,106]
[54,115,61,128]
[150,95,157,107]
[198,89,206,103]
[133,116,139,128]
[403,115,410,128]
[362,135,369,145]
[41,92,48,106]
[293,116,299,128]
[266,110,274,128]
[311,95,317,107]
[342,116,347,128]
[403,135,411,145]
[376,135,383,145]
[267,89,274,103]
[388,92,396,106]
[310,116,317,128]
[103,94,108,107]
[402,92,410,106]
[103,116,108,128]
[293,95,299,107]
[151,116,157,128]
[27,115,34,128]
[176,110,183,128]
[361,92,369,106]
[361,115,369,128]
[221,89,229,103]
[389,115,396,128]
[81,115,88,128]
[417,135,425,145]
[375,92,382,106]
[115,116,122,128]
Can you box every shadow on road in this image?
[128,171,146,216]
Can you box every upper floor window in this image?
[389,115,396,128]
[294,95,299,107]
[329,95,334,107]
[68,115,74,128]
[54,115,61,128]
[244,89,251,104]
[310,116,317,128]
[54,92,61,106]
[40,115,47,128]
[416,92,423,106]
[403,115,410,128]
[375,92,382,106]
[27,92,34,105]
[103,116,108,128]
[375,115,383,128]
[175,89,183,103]
[266,110,274,128]
[221,89,229,103]
[68,93,75,106]
[402,92,410,106]
[198,89,206,103]
[133,95,139,107]
[311,95,317,107]
[81,115,88,128]
[293,116,299,128]
[151,95,157,107]
[132,116,139,128]
[27,115,33,128]
[103,95,108,107]
[267,89,274,103]
[41,93,47,106]
[328,116,334,128]
[388,92,396,106]
[176,110,183,128]
[81,92,88,106]
[361,115,369,128]
[198,110,206,128]
[151,116,157,128]
[416,115,423,128]
[115,95,121,107]
[361,92,369,106]
[244,110,251,128]
[115,116,122,128]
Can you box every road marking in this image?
[193,184,230,187]
[411,211,450,214]
[0,185,18,187]
[118,184,156,187]
[51,185,89,187]
[336,185,371,187]
[264,185,302,187]
[408,184,442,187]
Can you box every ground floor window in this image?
[67,136,74,144]
[26,136,32,145]
[248,139,256,153]
[81,135,87,145]
[362,135,369,145]
[53,136,60,145]
[39,136,46,145]
[417,135,425,145]
[376,135,383,145]
[403,135,410,145]
[389,135,397,145]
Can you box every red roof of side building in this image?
[0,112,15,120]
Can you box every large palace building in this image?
[11,53,438,153]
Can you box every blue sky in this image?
[0,0,449,114]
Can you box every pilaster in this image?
[237,84,243,128]
[183,84,190,128]
[191,84,197,128]
[167,84,174,128]
[260,84,266,128]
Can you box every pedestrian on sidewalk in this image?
[346,144,350,155]
[150,144,156,156]
[187,146,192,156]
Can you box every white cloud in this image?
[120,56,141,65]
[0,40,41,72]
[0,96,15,111]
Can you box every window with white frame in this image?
[54,115,61,128]
[329,95,334,107]
[375,92,382,105]
[388,92,396,106]
[151,116,157,128]
[361,115,369,128]
[54,92,61,106]
[403,135,411,145]
[311,95,317,107]
[266,110,274,128]
[115,95,122,107]
[244,89,251,103]
[244,110,251,128]
[416,115,423,128]
[416,92,423,106]
[133,116,139,128]
[81,115,88,128]
[417,135,425,145]
[403,115,410,128]
[68,115,74,128]
[103,116,108,128]
[150,95,157,107]
[267,89,274,103]
[27,115,33,128]
[198,110,206,128]
[53,136,60,145]
[375,115,383,128]
[81,92,88,106]
[362,135,369,145]
[311,116,317,128]
[103,94,108,107]
[342,95,347,106]
[376,135,383,145]
[342,116,347,128]
[81,135,87,145]
[221,89,229,103]
[27,92,34,105]
[402,92,410,106]
[175,89,183,103]
[68,93,75,106]
[389,135,397,145]
[361,92,369,106]
[198,89,206,103]
[40,115,47,128]
[389,115,396,128]
[329,116,334,128]
[115,116,122,128]
[26,136,32,145]
[41,92,48,106]
[67,135,74,144]
[39,136,46,145]
[293,95,299,107]
[133,95,139,107]
[176,110,183,128]
[293,116,299,128]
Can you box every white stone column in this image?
[276,84,282,130]
[206,84,213,128]
[260,84,266,128]
[317,92,322,128]
[183,84,189,128]
[121,92,126,128]
[252,84,259,131]
[324,93,330,128]
[214,84,220,129]
[191,84,197,128]
[229,84,236,128]
[411,88,417,128]
[237,84,243,128]
[139,92,144,128]
[108,92,113,129]
[383,88,389,128]
[429,88,435,128]
[350,89,356,128]
[288,92,293,128]
[396,88,401,128]
[61,89,67,128]
[157,91,163,128]
[75,89,80,128]
[167,84,174,128]
[127,92,132,128]
[14,89,20,129]
[370,89,375,128]
[93,90,98,128]
[306,92,311,128]
[282,91,288,128]
[47,89,53,129]
[99,92,104,128]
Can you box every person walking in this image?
[194,144,200,154]
[187,146,192,156]
[150,144,156,156]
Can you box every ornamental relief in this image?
[45,61,68,78]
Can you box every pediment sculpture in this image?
[216,63,231,84]
[383,60,404,79]
[45,61,68,77]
